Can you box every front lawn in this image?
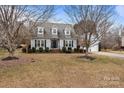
[109,50,124,54]
[101,49,124,55]
[0,51,124,87]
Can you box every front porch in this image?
[51,39,59,49]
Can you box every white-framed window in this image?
[64,40,73,47]
[65,28,70,35]
[38,27,44,34]
[37,40,40,47]
[41,40,44,47]
[52,28,57,35]
[35,39,45,48]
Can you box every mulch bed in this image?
[77,55,96,62]
[2,56,19,61]
[0,56,35,68]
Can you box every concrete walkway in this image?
[93,52,124,59]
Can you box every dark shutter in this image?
[35,40,37,48]
[45,40,46,48]
[63,40,65,47]
[72,40,73,47]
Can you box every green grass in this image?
[0,51,124,87]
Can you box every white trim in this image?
[65,40,73,47]
[52,28,57,35]
[34,39,46,50]
[64,28,70,35]
[38,27,44,34]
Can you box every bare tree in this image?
[20,6,55,53]
[65,5,114,56]
[0,5,54,57]
[101,25,124,50]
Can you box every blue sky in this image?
[50,6,68,23]
[50,5,124,25]
[115,5,124,25]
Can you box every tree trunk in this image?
[85,47,89,57]
[26,46,28,53]
[26,41,30,53]
[8,47,15,57]
[9,50,14,57]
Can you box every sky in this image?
[115,5,124,25]
[49,6,68,23]
[50,5,124,26]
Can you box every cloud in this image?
[116,5,124,17]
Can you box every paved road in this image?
[93,52,124,59]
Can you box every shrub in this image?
[74,48,78,53]
[45,47,49,52]
[83,49,86,53]
[62,47,66,53]
[22,48,26,53]
[79,49,83,53]
[67,47,72,53]
[32,47,36,53]
[39,47,43,53]
[77,45,80,51]
[28,48,32,53]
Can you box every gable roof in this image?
[32,22,77,39]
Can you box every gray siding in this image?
[46,39,51,49]
[73,40,77,49]
[59,39,63,49]
[31,39,35,48]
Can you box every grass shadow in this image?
[77,55,96,62]
[2,56,19,61]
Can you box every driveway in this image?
[93,52,124,59]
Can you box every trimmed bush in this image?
[77,45,80,51]
[45,47,49,52]
[62,47,66,53]
[22,48,26,53]
[39,47,43,53]
[74,48,78,53]
[67,47,72,53]
[32,47,36,53]
[28,48,32,53]
[79,49,83,53]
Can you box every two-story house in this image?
[31,22,99,52]
[31,22,77,50]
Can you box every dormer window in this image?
[52,28,57,35]
[65,28,70,35]
[38,27,44,34]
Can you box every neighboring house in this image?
[122,37,124,47]
[121,31,124,48]
[31,22,99,52]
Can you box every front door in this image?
[51,40,58,48]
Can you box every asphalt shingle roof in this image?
[32,22,77,39]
